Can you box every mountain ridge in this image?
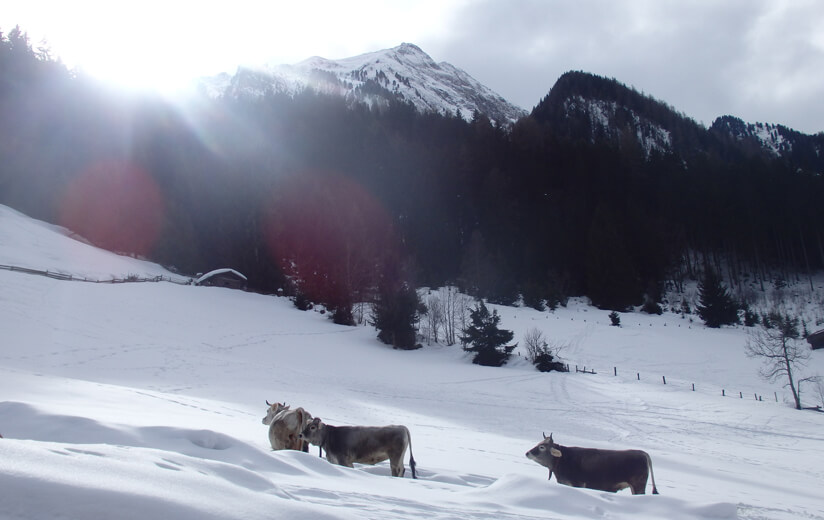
[200,46,822,168]
[199,42,527,125]
[532,70,824,171]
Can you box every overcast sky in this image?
[4,0,823,133]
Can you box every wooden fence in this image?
[0,263,191,285]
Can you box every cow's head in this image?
[262,400,289,425]
[299,417,326,446]
[526,433,563,478]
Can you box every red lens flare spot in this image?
[59,160,164,257]
[263,171,393,303]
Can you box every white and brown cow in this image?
[300,417,417,478]
[262,401,313,452]
[526,433,659,495]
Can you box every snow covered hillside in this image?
[1,204,823,520]
[562,95,673,157]
[199,43,527,125]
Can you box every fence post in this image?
[692,383,695,391]
[775,392,778,402]
[637,373,640,381]
[662,376,666,385]
[739,392,743,399]
[614,367,617,376]
[722,389,725,396]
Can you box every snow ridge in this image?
[200,43,527,125]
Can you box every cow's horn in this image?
[542,432,547,439]
[266,400,271,406]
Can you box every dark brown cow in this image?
[300,417,416,478]
[526,433,658,495]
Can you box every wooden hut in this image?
[807,329,824,350]
[195,268,247,290]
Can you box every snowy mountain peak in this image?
[393,42,429,59]
[201,43,527,125]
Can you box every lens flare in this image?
[263,171,394,302]
[59,160,164,257]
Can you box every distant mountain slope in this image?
[199,43,527,125]
[710,115,824,173]
[531,71,715,158]
[533,71,823,173]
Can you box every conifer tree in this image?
[696,268,739,328]
[369,258,423,350]
[459,301,515,366]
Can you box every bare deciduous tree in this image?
[441,286,472,346]
[745,315,813,410]
[418,287,472,346]
[523,327,568,372]
[813,377,824,410]
[523,328,548,362]
[421,293,444,345]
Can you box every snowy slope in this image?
[1,204,823,520]
[200,43,527,125]
[0,204,189,282]
[711,116,792,157]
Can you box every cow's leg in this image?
[390,457,405,477]
[330,455,354,468]
[628,476,647,495]
[390,444,408,477]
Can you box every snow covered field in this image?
[1,203,823,520]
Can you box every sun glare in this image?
[6,0,463,95]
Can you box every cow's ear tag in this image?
[550,448,562,457]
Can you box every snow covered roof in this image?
[195,268,247,285]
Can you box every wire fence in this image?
[560,359,818,409]
[0,263,191,285]
[523,312,824,410]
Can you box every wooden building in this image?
[195,268,248,290]
[807,329,824,350]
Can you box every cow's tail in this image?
[407,427,417,479]
[645,452,659,495]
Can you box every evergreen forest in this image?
[2,26,824,318]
